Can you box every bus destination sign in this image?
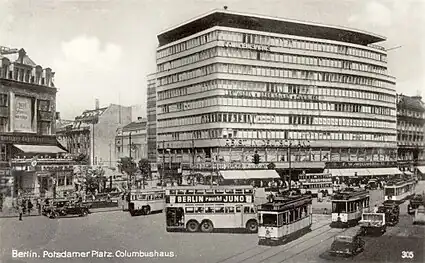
[172,195,252,203]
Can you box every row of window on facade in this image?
[156,30,386,63]
[157,125,396,143]
[159,96,394,117]
[0,94,52,111]
[0,118,52,134]
[397,134,424,143]
[157,46,387,76]
[398,109,425,119]
[158,63,393,90]
[0,64,54,87]
[158,80,395,103]
[397,120,424,131]
[158,111,396,130]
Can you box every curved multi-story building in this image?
[155,9,398,181]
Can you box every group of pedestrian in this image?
[16,198,42,221]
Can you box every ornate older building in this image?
[155,9,398,181]
[56,101,132,167]
[0,46,74,205]
[115,117,148,162]
[396,94,425,176]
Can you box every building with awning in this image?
[219,170,280,183]
[0,47,76,205]
[327,167,402,178]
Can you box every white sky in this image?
[1,0,424,119]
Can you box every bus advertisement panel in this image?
[165,186,258,233]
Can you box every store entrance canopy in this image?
[417,166,425,174]
[219,170,280,180]
[13,144,66,154]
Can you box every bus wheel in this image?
[143,206,151,215]
[246,220,258,233]
[200,220,214,233]
[186,220,200,232]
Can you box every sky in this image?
[1,0,424,120]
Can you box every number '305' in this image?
[401,251,414,259]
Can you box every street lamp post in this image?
[284,139,310,190]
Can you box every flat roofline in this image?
[158,9,386,47]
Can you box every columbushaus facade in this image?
[155,10,397,180]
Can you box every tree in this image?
[84,166,106,195]
[73,153,89,165]
[267,162,276,170]
[118,157,137,189]
[138,159,150,189]
[252,151,260,165]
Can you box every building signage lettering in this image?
[14,96,33,132]
[0,134,57,144]
[190,162,269,170]
[224,41,270,51]
[224,139,309,148]
[175,195,248,203]
[225,90,319,101]
[327,161,397,169]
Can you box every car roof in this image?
[335,228,362,240]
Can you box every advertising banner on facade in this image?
[14,96,32,132]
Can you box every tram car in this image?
[330,188,370,228]
[384,179,416,204]
[258,192,312,246]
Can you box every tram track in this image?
[216,222,335,263]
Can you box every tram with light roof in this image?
[330,188,370,228]
[384,179,416,203]
[257,191,313,246]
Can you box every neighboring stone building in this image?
[0,46,75,202]
[396,94,425,175]
[56,101,132,167]
[115,117,148,162]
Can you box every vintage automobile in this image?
[329,228,365,257]
[365,179,378,190]
[408,194,424,214]
[378,203,399,226]
[413,205,425,225]
[359,212,386,235]
[43,199,90,219]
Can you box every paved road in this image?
[0,183,423,263]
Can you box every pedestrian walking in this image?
[27,200,33,215]
[18,204,23,221]
[36,200,41,215]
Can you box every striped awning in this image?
[417,166,425,174]
[328,167,402,177]
[219,170,280,180]
[13,144,66,154]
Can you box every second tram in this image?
[384,179,416,203]
[331,188,370,228]
[258,192,313,246]
[298,173,333,197]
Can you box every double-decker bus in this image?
[165,185,258,233]
[128,188,165,216]
[258,192,313,246]
[331,188,370,228]
[298,173,333,196]
[384,179,416,203]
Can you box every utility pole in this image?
[287,141,292,190]
[161,140,165,186]
[92,122,95,166]
[129,132,132,189]
[192,138,195,185]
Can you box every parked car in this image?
[329,228,365,257]
[43,199,90,219]
[413,205,425,225]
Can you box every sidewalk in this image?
[0,206,122,218]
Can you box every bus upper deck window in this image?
[225,207,235,213]
[205,190,214,194]
[170,190,176,195]
[235,189,243,194]
[195,190,204,194]
[177,190,185,195]
[186,190,194,195]
[244,189,253,194]
[225,189,234,194]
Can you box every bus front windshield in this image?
[332,202,347,213]
[260,213,278,227]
